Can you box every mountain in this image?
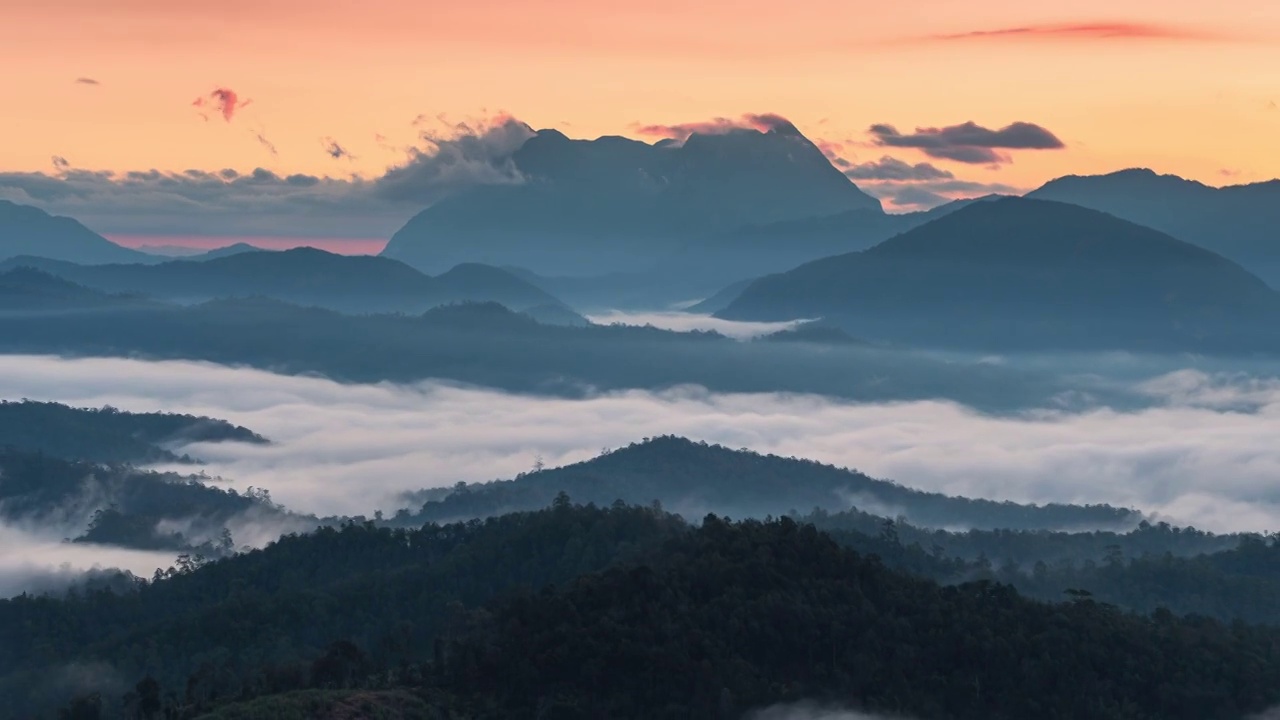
[0,267,146,311]
[0,200,149,265]
[0,248,566,314]
[381,124,883,275]
[719,197,1280,352]
[400,436,1136,530]
[1030,169,1280,284]
[186,242,272,261]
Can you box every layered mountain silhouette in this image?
[1030,169,1280,284]
[381,124,882,275]
[719,197,1280,352]
[0,267,150,312]
[0,200,149,265]
[0,247,569,315]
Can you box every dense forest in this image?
[16,503,1280,720]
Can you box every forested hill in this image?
[25,504,1280,720]
[0,399,266,464]
[401,436,1138,531]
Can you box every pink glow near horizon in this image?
[106,235,389,256]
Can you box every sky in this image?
[1,0,1278,242]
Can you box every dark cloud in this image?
[926,22,1231,43]
[73,77,100,86]
[635,113,801,142]
[50,156,71,172]
[373,113,534,203]
[322,137,355,161]
[844,156,954,182]
[254,132,278,156]
[0,113,542,239]
[869,121,1065,164]
[193,87,251,123]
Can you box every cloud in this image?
[844,156,954,182]
[0,521,174,599]
[869,121,1065,164]
[635,113,801,142]
[254,131,278,156]
[7,356,1280,534]
[857,178,1022,212]
[322,137,354,161]
[586,310,811,340]
[927,22,1232,43]
[193,87,251,123]
[373,113,534,203]
[0,113,539,239]
[50,156,71,171]
[73,77,99,86]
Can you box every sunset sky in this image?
[2,0,1278,243]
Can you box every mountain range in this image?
[0,247,571,316]
[719,197,1280,352]
[381,123,883,275]
[1030,168,1280,285]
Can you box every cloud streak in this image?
[5,356,1280,534]
[322,137,354,161]
[869,121,1064,164]
[926,22,1234,43]
[635,113,800,142]
[73,77,99,86]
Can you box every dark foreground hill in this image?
[0,248,567,315]
[720,197,1280,352]
[14,504,1280,720]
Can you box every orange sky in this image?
[2,0,1279,198]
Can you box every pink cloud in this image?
[927,22,1232,43]
[193,87,251,122]
[634,113,799,142]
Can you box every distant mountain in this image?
[1030,169,1280,284]
[521,302,592,327]
[381,124,883,275]
[403,436,1137,530]
[0,248,567,315]
[719,197,1280,352]
[685,277,757,314]
[0,200,149,265]
[187,242,272,261]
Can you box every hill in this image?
[381,124,882,275]
[0,248,566,314]
[1030,168,1280,284]
[719,197,1280,352]
[400,436,1136,531]
[0,200,149,265]
[15,505,1280,720]
[0,267,149,311]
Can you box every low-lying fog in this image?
[584,311,811,339]
[3,354,1280,537]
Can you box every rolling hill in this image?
[0,247,568,315]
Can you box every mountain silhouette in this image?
[1029,169,1280,284]
[0,267,149,311]
[381,125,882,275]
[0,200,149,265]
[719,197,1280,352]
[0,247,567,315]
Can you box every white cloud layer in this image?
[2,356,1280,537]
[0,523,175,598]
[585,311,811,339]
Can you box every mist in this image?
[584,311,811,339]
[746,704,916,720]
[0,522,174,598]
[4,355,1280,534]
